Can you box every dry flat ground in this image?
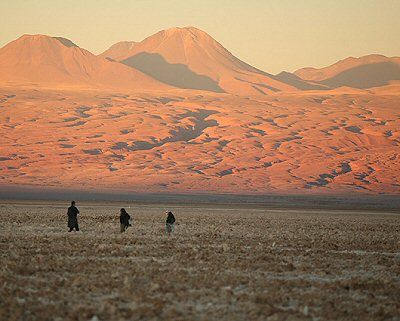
[0,202,399,321]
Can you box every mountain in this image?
[98,41,137,61]
[99,26,305,95]
[0,34,170,90]
[294,54,400,89]
[3,32,397,93]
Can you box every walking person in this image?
[165,211,176,236]
[67,201,80,232]
[120,208,131,233]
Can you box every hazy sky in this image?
[1,0,399,73]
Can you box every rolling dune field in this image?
[0,87,399,195]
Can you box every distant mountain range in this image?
[1,27,399,93]
[99,26,314,94]
[294,55,400,89]
[0,34,169,90]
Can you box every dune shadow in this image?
[76,106,91,118]
[60,144,76,149]
[306,162,352,189]
[234,77,279,93]
[82,149,102,155]
[217,169,233,177]
[111,109,219,152]
[345,126,362,134]
[121,52,225,93]
[66,121,86,127]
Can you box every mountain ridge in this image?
[100,26,302,95]
[294,54,400,81]
[0,34,171,90]
[0,30,399,93]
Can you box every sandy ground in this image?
[0,202,399,321]
[0,87,399,195]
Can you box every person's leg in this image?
[166,223,172,235]
[120,223,125,233]
[69,227,73,232]
[75,222,79,231]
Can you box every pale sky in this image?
[1,0,399,74]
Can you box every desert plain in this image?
[0,201,399,321]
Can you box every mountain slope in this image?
[319,62,400,89]
[0,34,170,90]
[100,27,301,95]
[122,52,225,92]
[273,72,329,90]
[98,41,137,61]
[294,54,400,89]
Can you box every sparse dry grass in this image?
[1,202,399,321]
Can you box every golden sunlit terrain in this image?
[0,29,399,196]
[0,86,399,195]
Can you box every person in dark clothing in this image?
[165,211,176,235]
[120,208,131,233]
[67,201,80,232]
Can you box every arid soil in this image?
[0,87,399,195]
[1,202,399,321]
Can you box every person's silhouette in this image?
[165,211,176,236]
[67,201,80,232]
[119,208,131,233]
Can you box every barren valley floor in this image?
[1,202,399,320]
